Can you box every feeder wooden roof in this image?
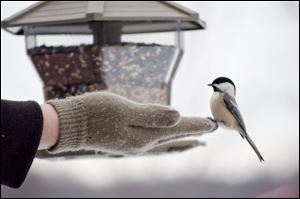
[1,1,206,35]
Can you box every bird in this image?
[208,77,264,162]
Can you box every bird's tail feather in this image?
[244,135,264,162]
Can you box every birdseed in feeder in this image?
[29,43,177,104]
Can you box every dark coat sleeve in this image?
[1,100,43,188]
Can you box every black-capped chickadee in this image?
[208,77,264,162]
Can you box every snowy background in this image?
[1,1,299,198]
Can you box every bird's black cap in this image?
[210,77,235,87]
[212,77,235,87]
[208,77,236,92]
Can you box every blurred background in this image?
[1,1,299,198]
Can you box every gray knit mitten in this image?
[47,92,218,156]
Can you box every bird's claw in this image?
[206,117,219,131]
[206,117,217,123]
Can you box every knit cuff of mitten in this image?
[46,98,89,154]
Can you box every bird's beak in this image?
[208,84,213,87]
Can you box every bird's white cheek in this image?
[216,83,235,97]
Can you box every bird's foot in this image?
[206,117,217,123]
[206,117,219,131]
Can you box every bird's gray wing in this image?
[223,93,247,135]
[223,93,264,162]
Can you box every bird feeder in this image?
[2,1,206,105]
[2,2,206,158]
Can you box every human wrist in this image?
[39,104,59,150]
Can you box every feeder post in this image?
[91,22,122,46]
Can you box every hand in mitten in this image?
[46,92,218,156]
